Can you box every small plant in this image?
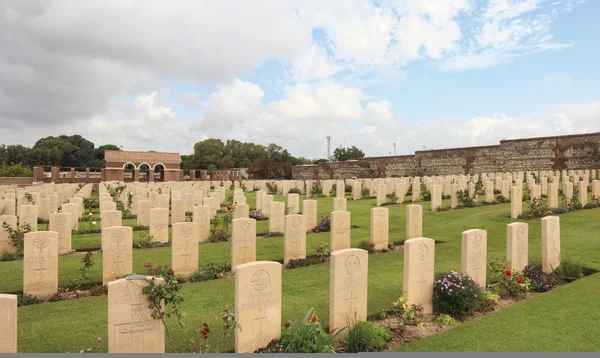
[385,190,399,204]
[390,295,424,326]
[495,195,508,203]
[208,207,234,242]
[488,258,530,299]
[433,271,483,319]
[358,241,376,253]
[551,256,584,283]
[311,215,331,233]
[315,243,330,262]
[252,185,261,191]
[361,188,370,199]
[342,320,391,353]
[24,192,36,205]
[289,188,302,195]
[523,263,558,292]
[249,210,267,221]
[89,284,108,296]
[266,182,279,195]
[133,231,151,249]
[420,189,431,201]
[67,251,95,290]
[311,181,323,196]
[456,189,479,208]
[264,231,284,238]
[435,314,456,326]
[187,262,231,282]
[18,293,40,306]
[263,308,334,353]
[286,258,312,269]
[2,222,32,258]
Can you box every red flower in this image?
[167,269,174,276]
[226,205,232,212]
[517,278,523,284]
[505,270,512,276]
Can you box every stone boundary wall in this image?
[292,132,600,180]
[0,177,34,185]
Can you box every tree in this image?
[192,138,225,169]
[95,144,121,161]
[247,158,292,179]
[333,146,365,162]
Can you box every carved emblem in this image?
[473,234,483,249]
[292,217,302,228]
[33,236,50,249]
[416,243,428,262]
[250,270,270,292]
[111,230,126,243]
[55,215,67,226]
[345,255,360,276]
[180,225,193,238]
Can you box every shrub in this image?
[2,221,32,258]
[456,190,479,208]
[187,262,231,282]
[249,210,266,221]
[266,182,279,195]
[311,181,323,196]
[83,198,99,209]
[0,163,32,177]
[289,188,302,195]
[252,186,261,191]
[435,314,456,326]
[265,308,334,353]
[488,258,530,299]
[264,231,284,238]
[345,184,353,193]
[390,295,424,326]
[89,285,108,296]
[311,215,331,233]
[18,293,40,306]
[527,197,552,219]
[386,190,398,204]
[551,256,584,284]
[358,241,376,253]
[420,189,431,201]
[133,231,151,249]
[315,243,330,262]
[433,271,483,319]
[495,195,508,203]
[523,263,558,292]
[361,188,370,199]
[342,321,391,353]
[286,258,312,269]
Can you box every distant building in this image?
[103,150,182,182]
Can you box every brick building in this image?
[103,151,182,182]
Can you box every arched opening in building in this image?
[154,164,165,182]
[139,163,150,182]
[123,163,135,182]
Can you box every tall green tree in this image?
[333,146,366,162]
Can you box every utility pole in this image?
[393,142,396,156]
[326,136,331,162]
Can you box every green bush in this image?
[433,271,483,319]
[342,321,391,353]
[266,308,334,353]
[435,314,456,326]
[551,256,584,284]
[187,262,231,282]
[0,163,32,177]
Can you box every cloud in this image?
[178,93,203,109]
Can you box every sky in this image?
[0,0,599,159]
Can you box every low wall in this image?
[0,177,34,185]
[292,132,600,180]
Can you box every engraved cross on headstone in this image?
[472,261,482,282]
[252,306,269,337]
[345,290,358,313]
[115,302,157,352]
[416,273,427,297]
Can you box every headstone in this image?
[376,184,386,206]
[329,248,368,336]
[23,231,58,298]
[510,186,522,219]
[149,208,169,243]
[171,198,186,224]
[431,184,442,211]
[61,203,79,230]
[336,180,345,199]
[330,211,351,252]
[0,199,15,216]
[541,216,560,274]
[0,294,17,353]
[255,191,265,211]
[578,181,587,206]
[262,195,273,218]
[172,222,200,276]
[37,198,51,221]
[192,205,211,242]
[461,229,487,287]
[100,201,117,212]
[333,197,347,212]
[395,182,405,204]
[234,261,282,353]
[303,200,317,230]
[450,183,459,209]
[233,203,250,220]
[352,181,361,200]
[102,226,133,285]
[0,215,17,255]
[233,196,247,205]
[412,179,420,202]
[49,212,73,254]
[406,204,422,239]
[287,193,300,215]
[107,276,165,353]
[370,208,389,250]
[530,185,541,203]
[136,200,152,227]
[548,183,558,208]
[506,222,528,272]
[284,214,306,264]
[231,218,257,271]
[101,210,123,231]
[403,237,435,314]
[19,205,38,232]
[268,202,285,233]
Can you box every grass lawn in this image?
[6,190,600,352]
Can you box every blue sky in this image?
[1,0,598,158]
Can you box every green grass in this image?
[6,190,600,352]
[393,273,600,352]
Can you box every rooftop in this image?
[104,150,182,163]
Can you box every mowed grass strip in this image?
[393,273,600,352]
[8,191,600,352]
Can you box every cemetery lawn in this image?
[8,194,600,352]
[393,272,600,352]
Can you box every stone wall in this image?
[292,132,600,180]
